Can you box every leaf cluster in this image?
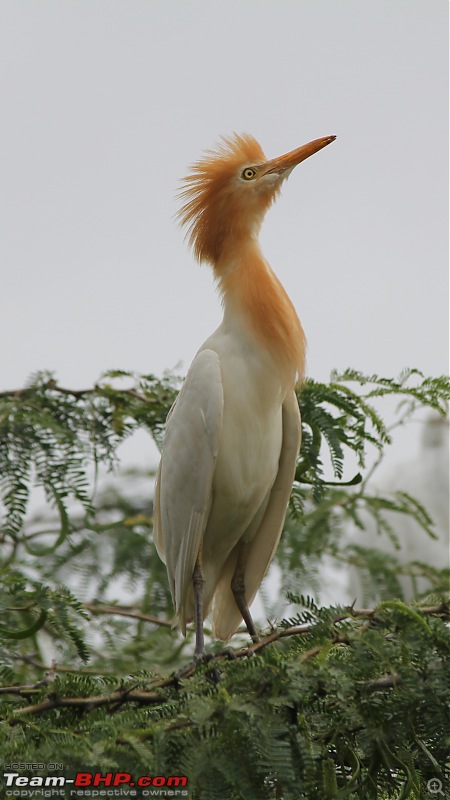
[1,601,449,799]
[0,367,448,798]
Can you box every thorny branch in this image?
[3,602,448,718]
[10,689,162,716]
[0,381,149,403]
[84,603,173,628]
[0,661,57,696]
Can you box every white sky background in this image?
[1,0,448,474]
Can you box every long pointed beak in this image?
[261,135,336,176]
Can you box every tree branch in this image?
[84,603,173,628]
[0,661,57,696]
[13,688,163,716]
[0,382,149,403]
[5,602,448,717]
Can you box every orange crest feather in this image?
[177,134,268,264]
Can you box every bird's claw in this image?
[194,650,214,664]
[173,650,213,682]
[173,661,197,681]
[219,646,237,660]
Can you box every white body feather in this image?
[154,312,301,641]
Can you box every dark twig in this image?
[13,688,162,716]
[84,603,173,628]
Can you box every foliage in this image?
[0,368,449,799]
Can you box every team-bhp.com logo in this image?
[3,771,188,797]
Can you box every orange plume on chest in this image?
[218,248,306,388]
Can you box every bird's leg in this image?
[192,552,206,660]
[231,544,259,642]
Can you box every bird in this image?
[153,132,335,658]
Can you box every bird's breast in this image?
[200,326,285,557]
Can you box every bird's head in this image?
[177,133,335,265]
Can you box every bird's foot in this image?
[197,651,222,683]
[194,649,211,664]
[173,651,213,682]
[219,646,237,660]
[173,661,197,682]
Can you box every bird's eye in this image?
[242,167,257,181]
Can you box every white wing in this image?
[211,389,301,641]
[153,349,223,633]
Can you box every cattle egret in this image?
[154,133,336,657]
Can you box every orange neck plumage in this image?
[216,241,306,389]
[177,134,306,387]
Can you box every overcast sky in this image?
[1,0,448,470]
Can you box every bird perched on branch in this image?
[154,132,335,657]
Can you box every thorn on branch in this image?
[0,660,57,696]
